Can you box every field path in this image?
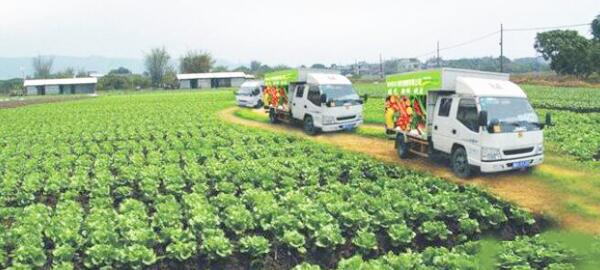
[219,107,600,234]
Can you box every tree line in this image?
[534,14,600,78]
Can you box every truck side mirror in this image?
[362,94,369,102]
[478,111,488,127]
[320,94,327,104]
[545,112,553,127]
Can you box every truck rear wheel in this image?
[303,116,317,135]
[396,135,410,159]
[451,147,472,178]
[269,109,279,124]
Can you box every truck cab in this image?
[430,77,545,177]
[235,80,263,108]
[386,68,550,178]
[288,74,363,134]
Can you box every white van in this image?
[264,69,364,135]
[235,80,263,108]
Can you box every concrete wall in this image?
[26,86,37,95]
[198,79,211,88]
[231,78,245,87]
[25,84,96,95]
[178,77,246,89]
[180,79,191,89]
[74,84,95,94]
[46,85,60,95]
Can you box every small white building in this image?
[24,78,98,95]
[177,72,254,89]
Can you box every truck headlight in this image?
[481,147,502,161]
[322,115,335,125]
[535,144,544,154]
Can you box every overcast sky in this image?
[0,0,597,67]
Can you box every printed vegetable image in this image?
[384,70,437,138]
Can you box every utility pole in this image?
[436,41,440,68]
[500,24,504,72]
[379,53,384,78]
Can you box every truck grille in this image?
[503,147,534,155]
[337,115,356,121]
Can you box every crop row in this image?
[540,109,600,162]
[0,91,574,269]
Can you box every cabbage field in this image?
[0,91,583,269]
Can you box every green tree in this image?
[250,61,262,73]
[592,14,600,41]
[179,51,214,74]
[212,65,229,72]
[54,67,75,79]
[534,30,593,78]
[109,67,132,75]
[233,66,250,73]
[310,63,326,69]
[145,47,171,87]
[32,55,54,79]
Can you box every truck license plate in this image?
[513,161,530,168]
[343,124,354,130]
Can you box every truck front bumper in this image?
[320,120,363,132]
[479,154,544,173]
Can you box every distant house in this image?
[23,78,98,95]
[177,72,254,89]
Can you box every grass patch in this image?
[233,108,269,123]
[475,230,600,270]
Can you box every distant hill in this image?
[0,56,242,79]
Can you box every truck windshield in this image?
[320,84,360,105]
[237,87,258,96]
[479,97,541,132]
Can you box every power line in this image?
[411,30,500,59]
[438,30,500,52]
[504,23,591,32]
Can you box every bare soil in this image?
[220,107,600,234]
[0,95,92,110]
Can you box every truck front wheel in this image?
[303,116,317,135]
[396,135,410,159]
[451,147,472,178]
[269,109,279,124]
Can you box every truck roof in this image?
[456,77,526,98]
[240,80,263,87]
[307,73,352,85]
[386,68,511,96]
[264,68,341,86]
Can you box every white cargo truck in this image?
[384,68,552,178]
[263,69,364,135]
[235,80,264,108]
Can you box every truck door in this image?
[305,85,323,119]
[291,84,307,120]
[431,96,455,154]
[455,98,480,163]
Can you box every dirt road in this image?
[219,107,600,234]
[0,95,93,110]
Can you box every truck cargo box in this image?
[384,68,510,140]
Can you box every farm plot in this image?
[0,91,578,269]
[522,85,600,113]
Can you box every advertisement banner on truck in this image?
[264,69,299,87]
[386,70,442,96]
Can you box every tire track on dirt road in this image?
[219,107,600,234]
